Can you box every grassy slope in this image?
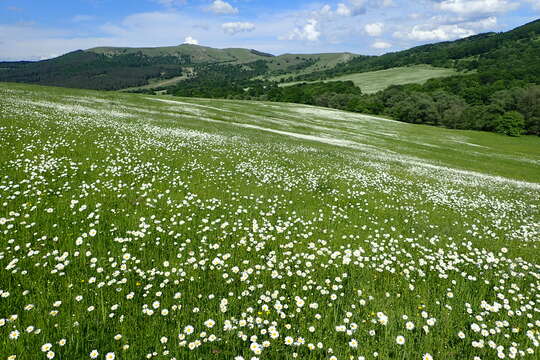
[279,65,458,93]
[1,83,539,360]
[267,53,357,72]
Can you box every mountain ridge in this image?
[87,44,277,63]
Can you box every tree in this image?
[515,85,540,135]
[494,111,525,136]
[432,90,467,127]
[388,92,438,125]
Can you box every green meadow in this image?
[280,65,459,94]
[0,83,539,360]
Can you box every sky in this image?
[0,0,539,61]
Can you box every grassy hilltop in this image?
[0,83,539,359]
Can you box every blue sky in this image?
[0,0,539,60]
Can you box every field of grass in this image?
[1,82,539,360]
[280,65,459,93]
[267,53,356,74]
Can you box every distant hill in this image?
[0,44,357,91]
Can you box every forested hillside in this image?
[0,50,189,90]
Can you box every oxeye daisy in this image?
[204,319,215,328]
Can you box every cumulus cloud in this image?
[364,22,384,36]
[436,0,518,16]
[183,36,199,45]
[475,16,498,29]
[336,3,352,16]
[372,41,392,49]
[395,23,475,41]
[335,0,367,16]
[207,0,238,15]
[284,19,321,41]
[222,22,255,35]
[393,12,500,43]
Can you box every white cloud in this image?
[436,0,519,16]
[395,23,475,41]
[207,0,238,15]
[285,19,321,41]
[372,41,392,49]
[336,3,352,16]
[364,22,384,36]
[318,4,334,16]
[336,0,367,16]
[222,22,255,35]
[184,36,199,45]
[475,16,498,29]
[393,13,500,44]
